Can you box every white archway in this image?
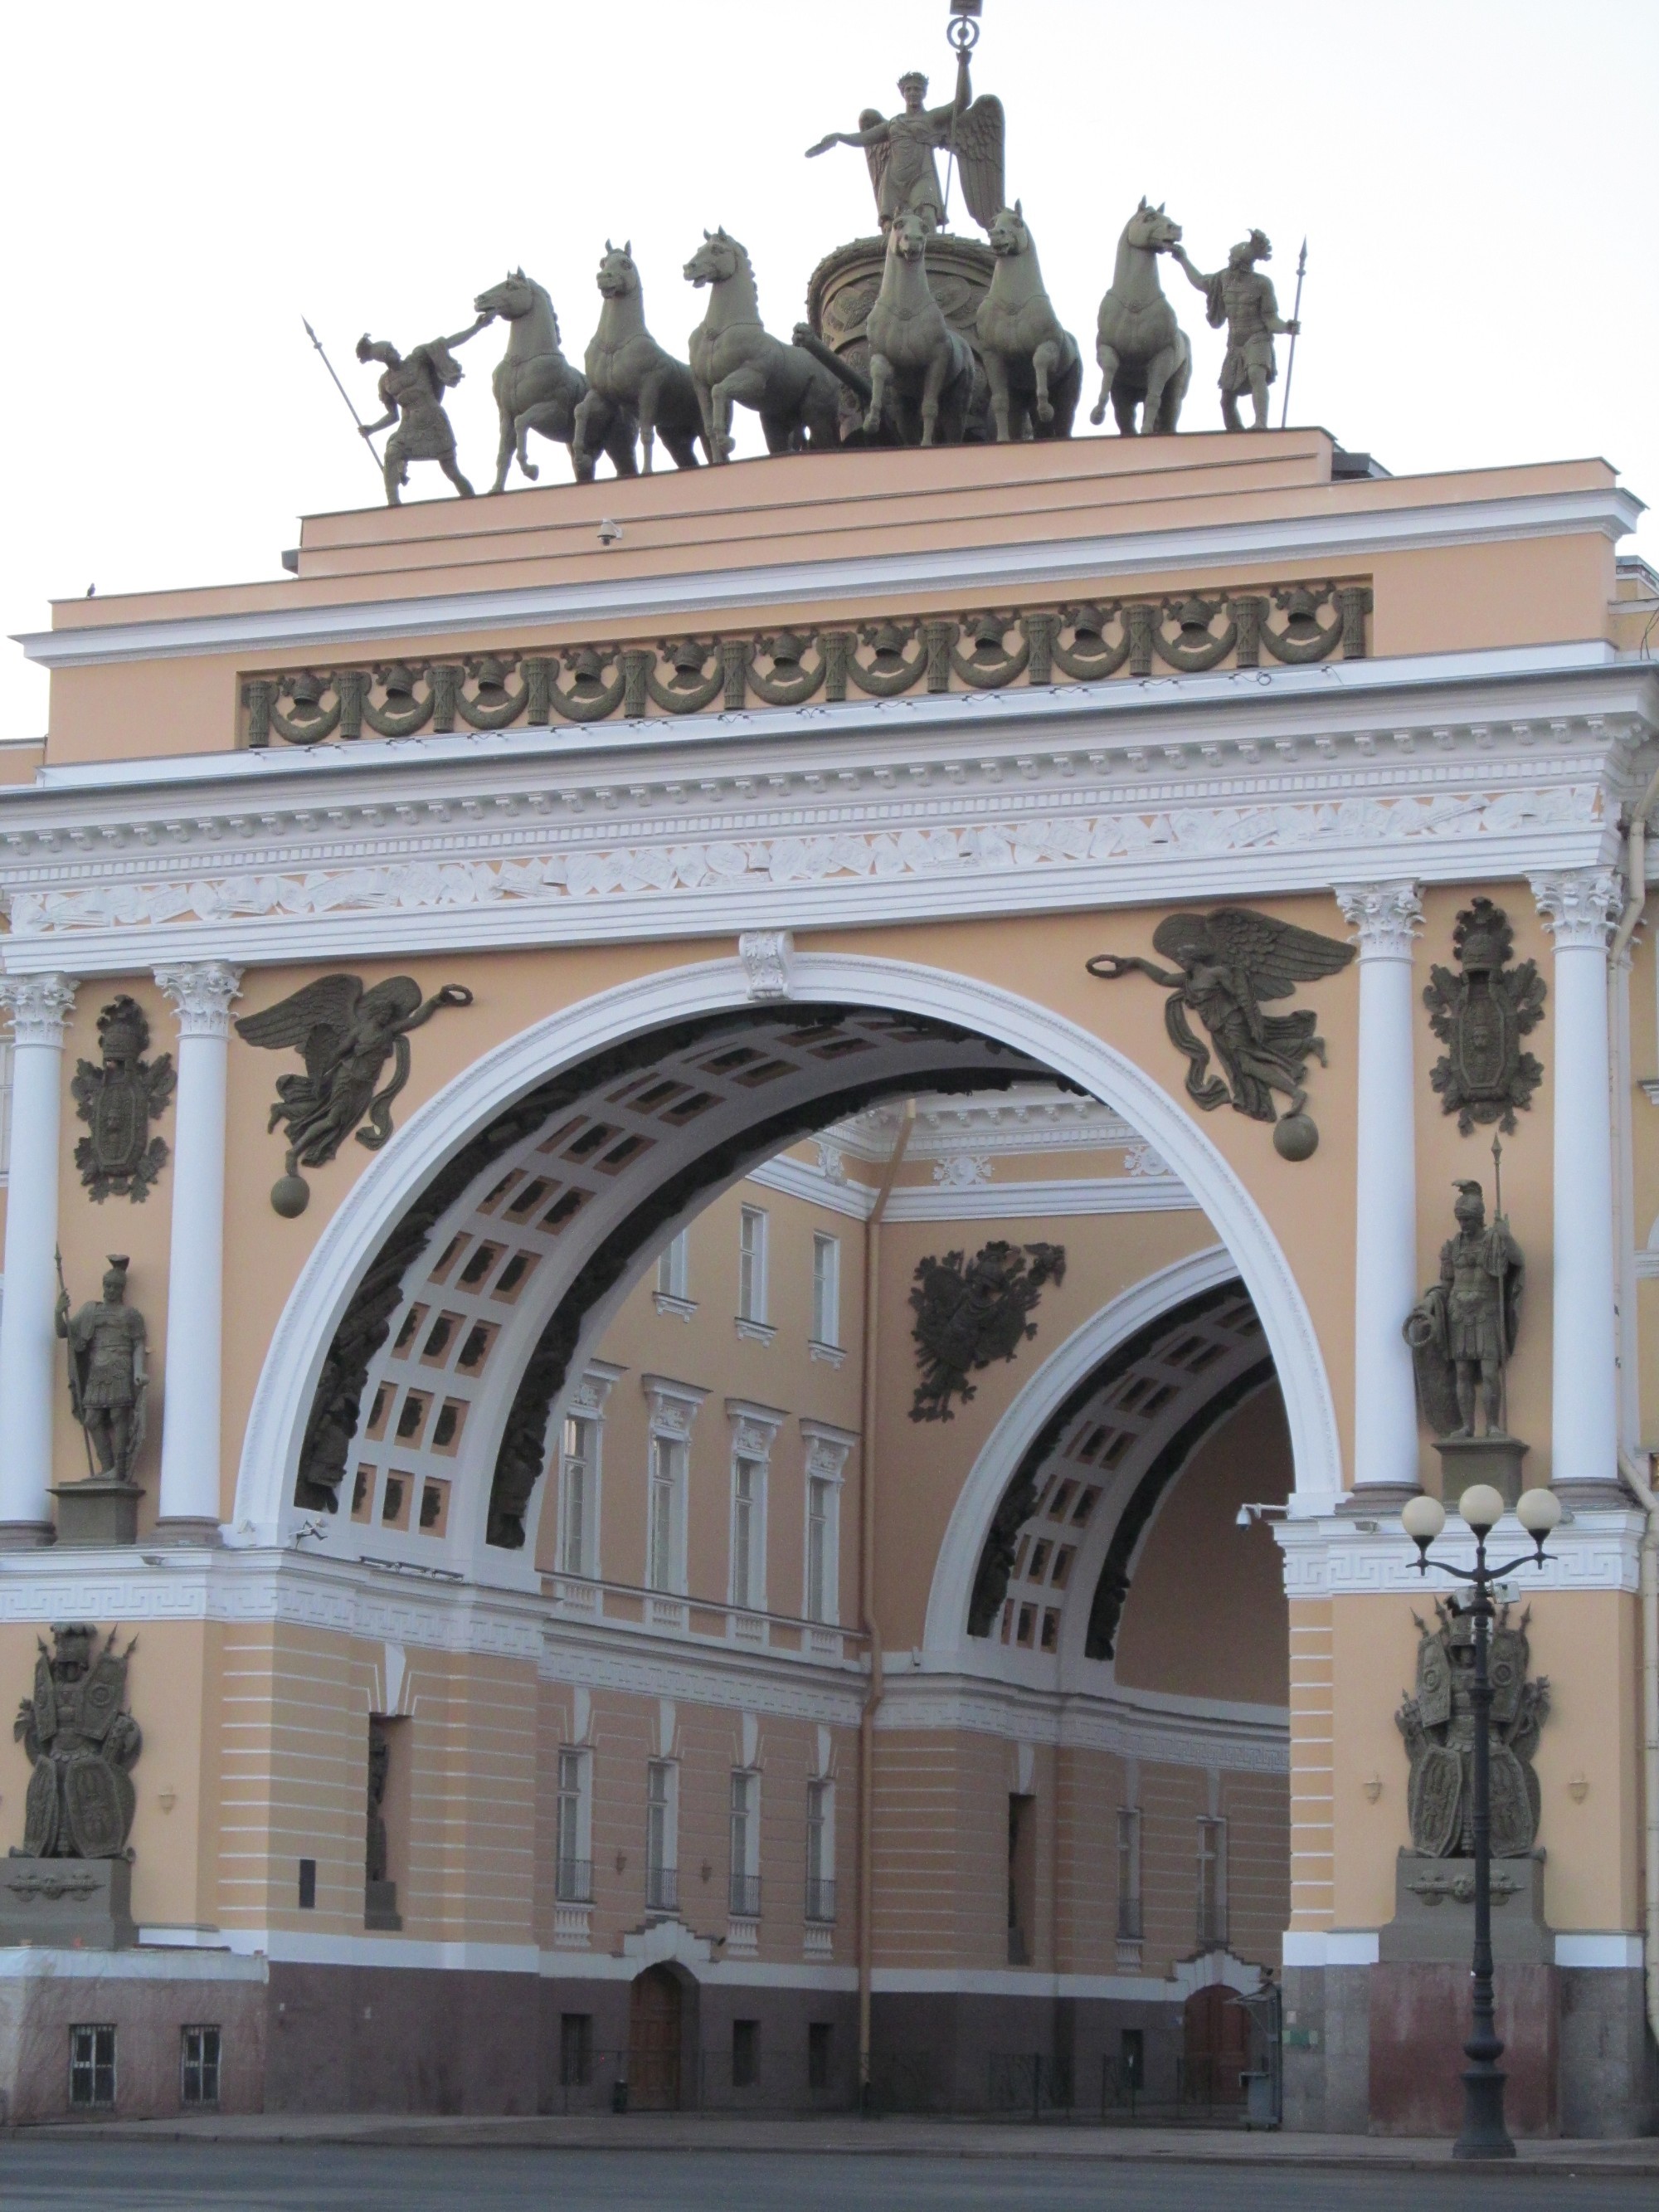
[233,952,1343,1561]
[922,1245,1243,1659]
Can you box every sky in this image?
[2,0,1657,742]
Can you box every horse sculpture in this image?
[684,229,842,460]
[1091,201,1192,437]
[474,270,637,491]
[975,203,1082,443]
[864,212,975,448]
[576,242,706,475]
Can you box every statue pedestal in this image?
[51,1479,143,1547]
[0,1856,136,1949]
[1378,1847,1551,1965]
[1433,1433,1529,1511]
[365,1878,401,1932]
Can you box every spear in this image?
[1278,237,1307,430]
[1491,1133,1510,1435]
[303,316,385,480]
[54,1246,98,1479]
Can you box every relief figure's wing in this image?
[236,976,365,1055]
[1204,907,1355,1001]
[952,95,1005,231]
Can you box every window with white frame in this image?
[805,1474,838,1624]
[738,1206,769,1324]
[729,1769,761,1917]
[647,1433,686,1593]
[810,1233,840,1348]
[805,1778,835,1922]
[1116,1806,1142,1942]
[559,1415,598,1578]
[1196,1816,1228,1951]
[646,1759,679,1912]
[556,1747,593,1903]
[656,1230,689,1302]
[731,1454,766,1611]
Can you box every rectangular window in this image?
[805,1778,835,1922]
[559,1415,596,1577]
[647,1435,684,1592]
[810,1232,840,1347]
[807,2020,833,2092]
[560,2013,594,2088]
[656,1231,689,1301]
[298,1858,317,1910]
[69,2024,115,2110]
[738,1206,768,1323]
[731,1455,765,1610]
[180,2025,221,2108]
[556,1748,592,1903]
[732,2018,760,2090]
[646,1760,679,1913]
[805,1475,839,1625]
[1197,1817,1228,1951]
[729,1769,761,1917]
[1116,1807,1142,1941]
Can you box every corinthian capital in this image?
[1334,881,1423,957]
[1529,868,1623,950]
[155,961,245,1039]
[0,972,79,1045]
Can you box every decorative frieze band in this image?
[238,583,1374,751]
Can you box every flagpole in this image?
[1278,237,1307,430]
[303,317,385,479]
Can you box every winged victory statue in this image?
[235,973,474,1214]
[1087,907,1355,1159]
[806,43,1005,237]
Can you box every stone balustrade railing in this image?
[240,581,1373,750]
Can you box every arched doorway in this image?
[1182,1984,1250,2109]
[628,1965,685,2110]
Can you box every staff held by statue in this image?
[303,316,386,485]
[1278,238,1306,428]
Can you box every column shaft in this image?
[0,977,78,1537]
[1532,871,1622,1496]
[156,963,242,1535]
[1336,885,1423,1499]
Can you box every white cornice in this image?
[16,485,1641,670]
[1275,1508,1646,1596]
[745,1153,1195,1220]
[874,1668,1288,1775]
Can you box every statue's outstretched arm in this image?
[1085,953,1186,988]
[808,120,889,156]
[1169,247,1213,295]
[443,314,494,350]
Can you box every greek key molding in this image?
[154,959,245,1039]
[1334,880,1424,958]
[0,972,78,1044]
[1530,865,1624,949]
[1275,1510,1644,1598]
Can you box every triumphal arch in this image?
[0,8,1655,2139]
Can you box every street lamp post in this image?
[1400,1481,1562,2161]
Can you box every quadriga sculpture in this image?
[684,229,842,460]
[864,213,976,447]
[975,202,1081,442]
[474,270,637,491]
[577,242,707,475]
[1091,199,1192,437]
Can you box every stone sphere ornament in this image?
[1272,1113,1319,1162]
[271,1173,311,1219]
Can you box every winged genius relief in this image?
[235,973,474,1216]
[1087,907,1355,1159]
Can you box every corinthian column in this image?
[155,962,243,1539]
[1335,883,1423,1503]
[0,974,79,1542]
[1530,869,1623,1500]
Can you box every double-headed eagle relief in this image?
[236,974,474,1216]
[910,1240,1067,1421]
[1424,898,1546,1135]
[72,996,175,1203]
[1398,1601,1548,1860]
[304,1,1309,496]
[1087,909,1355,1160]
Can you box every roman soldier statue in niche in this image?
[71,996,174,1202]
[12,1625,141,1860]
[1397,1600,1548,1859]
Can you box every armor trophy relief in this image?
[301,0,1314,496]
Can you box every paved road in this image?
[2,2144,1655,2212]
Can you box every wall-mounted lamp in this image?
[1235,1503,1289,1528]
